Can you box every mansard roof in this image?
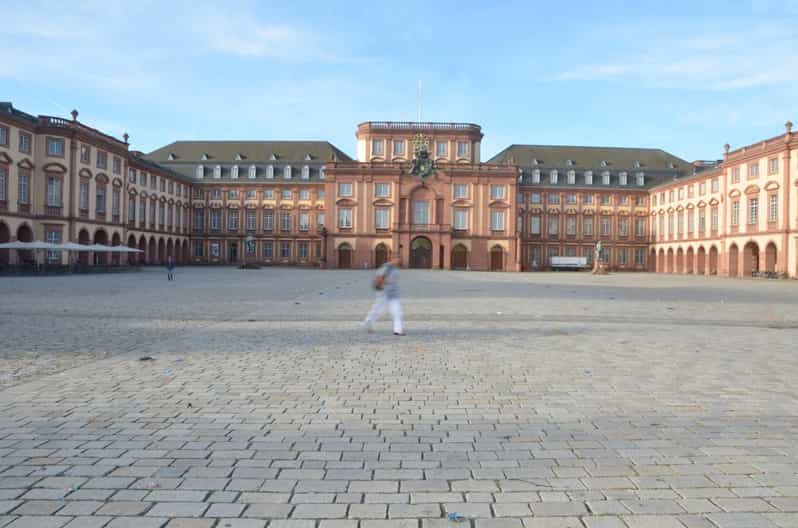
[147,141,352,166]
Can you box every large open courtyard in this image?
[0,268,797,528]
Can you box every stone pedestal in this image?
[592,262,609,275]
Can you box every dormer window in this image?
[636,172,645,186]
[168,153,177,161]
[602,171,610,185]
[668,162,676,169]
[584,171,593,185]
[566,159,574,166]
[201,153,210,161]
[231,165,239,179]
[249,165,257,179]
[213,165,221,179]
[304,153,312,161]
[195,165,204,179]
[301,165,310,180]
[532,169,541,183]
[320,166,325,180]
[266,165,274,179]
[532,158,540,166]
[600,160,609,167]
[619,171,628,185]
[567,170,575,185]
[234,153,244,161]
[550,170,558,184]
[283,165,292,179]
[270,153,278,161]
[633,161,641,168]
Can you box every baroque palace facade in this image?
[1,101,796,277]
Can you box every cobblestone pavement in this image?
[0,267,797,528]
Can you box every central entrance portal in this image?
[410,236,432,269]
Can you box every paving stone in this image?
[163,520,216,528]
[205,502,246,517]
[147,502,209,517]
[61,517,113,528]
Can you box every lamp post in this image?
[319,226,328,268]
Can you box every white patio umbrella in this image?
[111,245,143,253]
[59,242,91,251]
[0,241,61,250]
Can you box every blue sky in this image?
[2,0,796,161]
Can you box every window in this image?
[652,195,657,206]
[530,216,541,235]
[748,163,759,178]
[194,240,203,258]
[47,137,65,157]
[372,139,384,157]
[454,209,468,230]
[318,189,325,200]
[280,212,291,231]
[635,172,644,186]
[530,192,541,204]
[413,201,429,224]
[668,214,674,236]
[711,178,719,192]
[266,165,274,179]
[263,211,274,231]
[299,189,310,200]
[128,169,136,183]
[769,194,778,223]
[168,182,174,194]
[375,208,389,229]
[296,212,309,231]
[96,151,108,169]
[393,140,405,156]
[659,216,664,238]
[687,185,694,199]
[531,169,541,183]
[549,170,558,184]
[567,171,575,185]
[139,198,146,225]
[456,141,468,158]
[566,193,576,204]
[619,172,628,186]
[635,195,645,206]
[600,217,611,236]
[338,208,353,228]
[583,217,593,236]
[436,142,447,157]
[280,241,291,259]
[301,165,310,180]
[128,197,136,222]
[619,217,629,237]
[317,213,325,227]
[566,216,576,235]
[748,198,758,225]
[584,171,593,185]
[375,183,390,197]
[548,216,559,235]
[263,189,273,199]
[0,126,7,146]
[193,208,204,230]
[732,167,740,183]
[19,132,31,154]
[635,248,645,266]
[46,229,61,263]
[731,201,739,225]
[263,241,273,259]
[213,165,221,179]
[283,166,291,179]
[141,171,148,185]
[583,194,593,205]
[96,186,106,214]
[338,182,353,197]
[769,158,779,174]
[711,206,719,231]
[490,210,505,231]
[454,184,468,199]
[149,200,156,225]
[600,194,610,206]
[669,190,675,202]
[246,210,257,230]
[246,190,257,200]
[158,203,165,226]
[548,193,560,205]
[210,209,221,231]
[635,218,645,237]
[225,210,238,231]
[281,189,292,200]
[231,165,239,179]
[602,171,610,185]
[687,211,694,233]
[618,248,628,266]
[113,157,121,175]
[249,165,257,179]
[490,185,506,200]
[79,180,89,210]
[699,182,706,195]
[298,242,309,260]
[547,247,559,263]
[619,195,628,205]
[17,170,29,204]
[678,188,684,200]
[699,210,706,233]
[167,206,173,228]
[150,174,157,189]
[228,189,238,200]
[176,207,181,229]
[677,212,683,235]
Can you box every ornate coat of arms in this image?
[409,133,434,179]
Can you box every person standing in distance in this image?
[166,255,175,281]
[363,255,403,335]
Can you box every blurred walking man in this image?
[363,255,403,335]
